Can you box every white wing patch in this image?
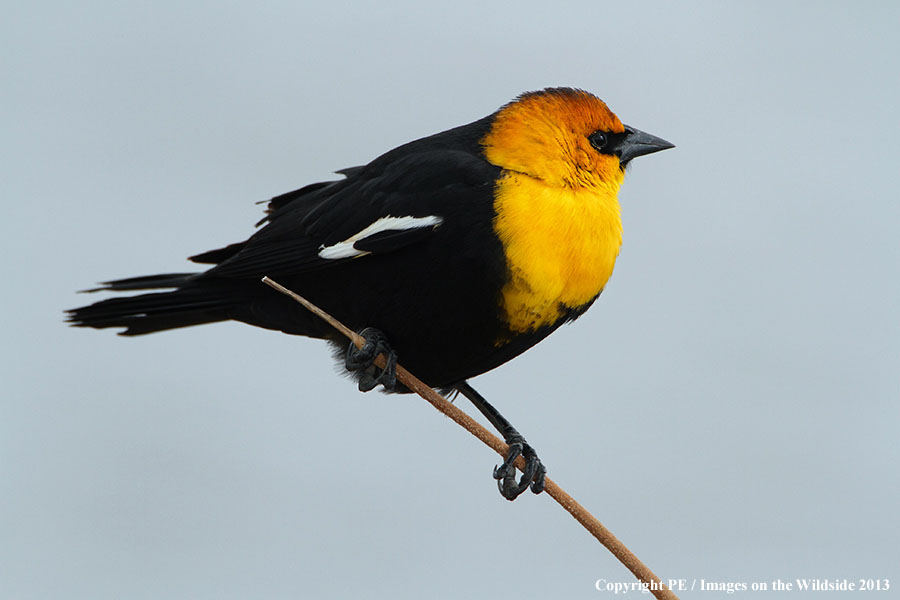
[318,215,443,260]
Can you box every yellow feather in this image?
[480,88,629,337]
[492,170,624,334]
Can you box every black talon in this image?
[530,455,547,495]
[493,439,522,481]
[455,381,546,501]
[493,436,545,500]
[345,327,397,392]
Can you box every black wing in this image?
[199,148,499,280]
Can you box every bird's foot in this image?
[345,327,397,392]
[493,433,546,501]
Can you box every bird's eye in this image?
[589,131,608,151]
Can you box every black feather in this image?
[67,112,519,386]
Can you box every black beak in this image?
[617,125,674,165]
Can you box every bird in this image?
[67,87,673,500]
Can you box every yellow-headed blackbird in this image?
[68,87,673,500]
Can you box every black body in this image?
[68,115,566,388]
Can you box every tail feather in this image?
[67,273,240,336]
[81,272,199,293]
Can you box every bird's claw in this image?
[493,435,546,500]
[345,327,397,392]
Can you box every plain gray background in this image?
[3,2,898,598]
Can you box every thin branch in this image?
[262,276,678,600]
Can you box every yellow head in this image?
[481,87,672,192]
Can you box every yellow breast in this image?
[492,171,624,335]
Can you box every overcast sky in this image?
[3,2,898,599]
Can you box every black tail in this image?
[66,273,240,336]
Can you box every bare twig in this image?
[262,276,678,600]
